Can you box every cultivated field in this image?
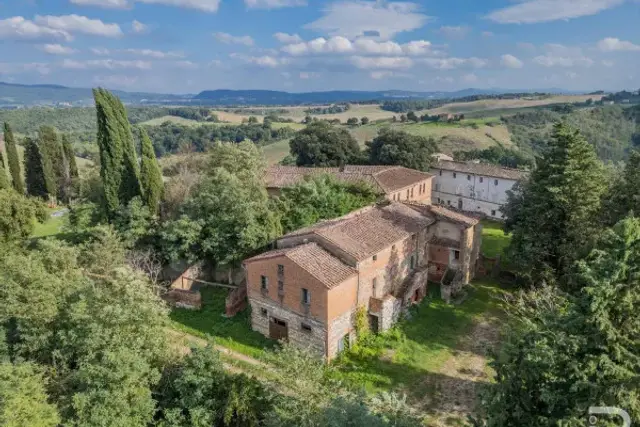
[425,94,604,115]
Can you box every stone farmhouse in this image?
[430,160,528,220]
[243,199,481,359]
[265,165,434,204]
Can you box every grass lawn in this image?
[333,280,508,398]
[480,220,511,258]
[261,139,291,164]
[170,287,275,359]
[32,207,67,238]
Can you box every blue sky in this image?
[0,0,638,93]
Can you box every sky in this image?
[0,0,638,94]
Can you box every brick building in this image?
[243,200,480,359]
[264,165,434,204]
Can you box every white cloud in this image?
[486,0,624,24]
[370,70,393,79]
[402,40,433,55]
[533,55,594,67]
[0,62,52,76]
[299,71,319,79]
[0,16,72,41]
[462,73,478,83]
[354,39,403,55]
[136,0,221,12]
[172,60,199,69]
[62,58,152,70]
[70,0,130,8]
[124,48,184,58]
[282,36,354,55]
[214,32,254,46]
[350,56,413,69]
[597,37,640,52]
[231,53,288,68]
[91,47,111,55]
[273,32,303,44]
[305,1,430,40]
[34,15,122,38]
[421,57,487,70]
[436,25,469,39]
[132,20,148,33]
[501,54,523,69]
[281,36,436,57]
[244,0,306,9]
[40,43,77,55]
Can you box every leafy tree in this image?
[290,121,361,167]
[360,117,370,125]
[24,137,50,199]
[62,134,79,178]
[208,141,266,182]
[479,218,640,426]
[503,123,606,286]
[0,190,45,242]
[138,127,163,214]
[37,126,61,198]
[399,114,407,123]
[276,174,378,233]
[346,117,359,126]
[0,362,60,427]
[366,128,438,171]
[406,111,418,122]
[3,123,23,193]
[247,115,258,124]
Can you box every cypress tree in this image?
[24,137,49,199]
[62,134,79,178]
[0,156,9,190]
[37,126,61,198]
[138,127,163,214]
[94,88,124,217]
[4,123,24,194]
[112,93,141,203]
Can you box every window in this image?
[260,275,268,290]
[277,264,284,275]
[479,177,483,183]
[406,189,409,198]
[372,277,377,296]
[302,288,310,304]
[453,172,457,178]
[278,280,284,292]
[494,179,498,186]
[260,308,268,317]
[410,188,414,197]
[467,175,471,181]
[439,170,442,176]
[301,323,312,333]
[391,244,396,251]
[373,254,377,261]
[491,210,496,216]
[454,250,460,260]
[447,200,451,205]
[410,255,416,269]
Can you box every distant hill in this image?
[0,81,585,107]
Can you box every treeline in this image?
[144,121,296,156]
[381,92,555,113]
[503,105,640,162]
[304,104,350,114]
[166,107,218,122]
[601,89,640,104]
[453,145,535,169]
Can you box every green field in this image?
[480,220,511,258]
[32,207,67,238]
[261,139,292,164]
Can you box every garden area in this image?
[480,219,511,258]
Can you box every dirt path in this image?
[424,318,501,426]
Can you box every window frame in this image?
[301,288,311,304]
[260,275,268,290]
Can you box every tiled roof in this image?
[243,243,357,289]
[433,160,528,180]
[264,165,433,195]
[403,202,479,227]
[280,202,436,261]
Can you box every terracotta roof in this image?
[264,165,433,195]
[244,243,357,289]
[429,235,461,249]
[433,160,528,180]
[280,202,436,261]
[402,202,479,227]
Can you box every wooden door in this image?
[269,317,288,341]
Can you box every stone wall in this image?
[327,309,355,359]
[380,295,402,332]
[250,295,327,357]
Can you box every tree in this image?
[0,362,60,427]
[346,117,359,126]
[502,123,606,286]
[208,141,266,182]
[479,218,640,426]
[247,115,259,124]
[289,121,361,167]
[111,91,142,205]
[3,123,23,194]
[399,114,407,123]
[601,149,640,226]
[62,134,79,178]
[0,155,9,191]
[360,117,370,125]
[138,127,163,214]
[0,190,45,242]
[406,111,418,122]
[24,137,50,199]
[276,174,378,233]
[37,126,61,198]
[366,128,438,171]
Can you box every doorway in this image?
[269,317,288,341]
[369,314,379,333]
[458,198,463,210]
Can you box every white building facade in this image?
[429,160,527,220]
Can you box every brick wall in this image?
[386,177,433,204]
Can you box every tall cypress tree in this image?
[24,137,49,199]
[138,127,163,214]
[503,122,606,286]
[4,123,24,194]
[112,93,141,203]
[94,88,124,217]
[0,154,9,190]
[62,134,79,178]
[37,126,61,198]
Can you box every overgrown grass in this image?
[32,208,67,238]
[170,287,275,359]
[333,280,507,397]
[480,220,511,258]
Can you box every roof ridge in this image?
[284,243,357,288]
